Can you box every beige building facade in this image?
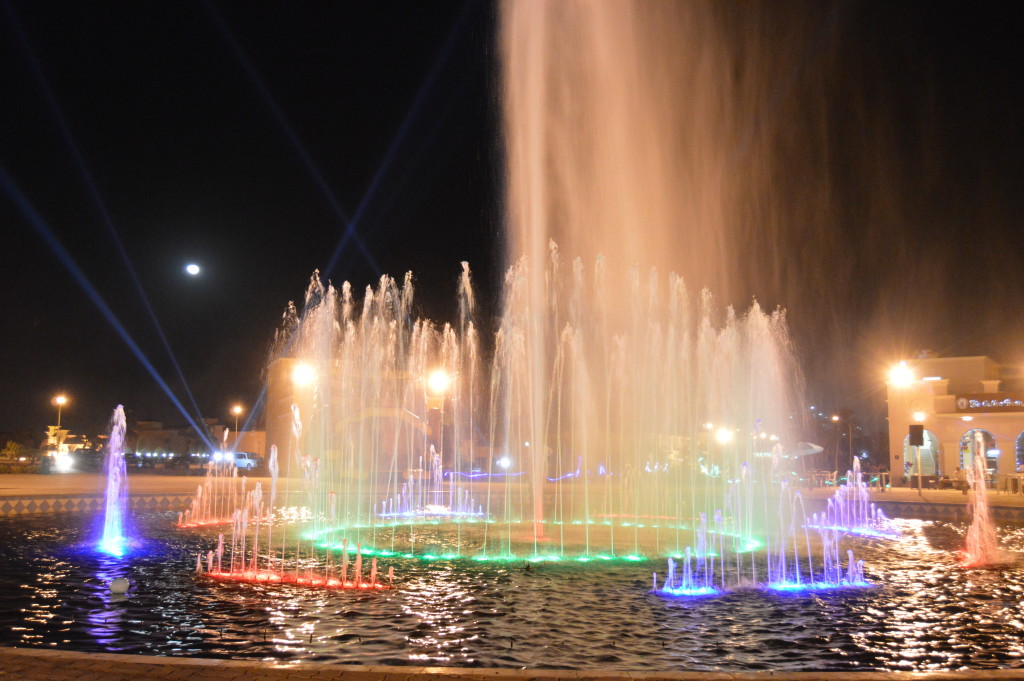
[887,355,1024,486]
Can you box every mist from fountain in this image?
[99,404,129,556]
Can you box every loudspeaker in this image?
[908,424,924,447]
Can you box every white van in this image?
[232,452,259,470]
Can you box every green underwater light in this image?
[304,520,764,563]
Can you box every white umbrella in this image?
[791,442,824,457]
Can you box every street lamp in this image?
[53,394,68,429]
[231,404,243,442]
[888,361,915,387]
[831,414,853,473]
[291,362,316,387]
[427,369,451,395]
[426,369,451,465]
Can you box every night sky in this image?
[1,1,1022,443]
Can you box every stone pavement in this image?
[4,647,1024,681]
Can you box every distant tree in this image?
[1,441,25,459]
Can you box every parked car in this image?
[232,452,260,471]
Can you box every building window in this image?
[1016,432,1024,472]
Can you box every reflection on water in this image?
[1,513,1024,670]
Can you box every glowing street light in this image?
[53,394,68,428]
[832,414,854,472]
[714,427,734,445]
[912,410,927,423]
[888,361,915,387]
[231,404,243,435]
[291,362,316,387]
[427,369,451,395]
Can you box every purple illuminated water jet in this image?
[99,405,129,556]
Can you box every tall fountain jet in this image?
[496,0,803,549]
[99,405,129,556]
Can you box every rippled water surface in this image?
[2,513,1024,671]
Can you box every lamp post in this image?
[53,394,68,429]
[231,404,243,447]
[426,369,451,465]
[831,414,853,474]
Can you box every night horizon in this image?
[2,1,1023,446]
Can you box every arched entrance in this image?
[903,429,940,476]
[960,429,998,482]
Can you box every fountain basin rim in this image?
[8,646,1024,680]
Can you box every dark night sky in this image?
[1,1,1022,442]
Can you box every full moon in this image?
[185,263,201,276]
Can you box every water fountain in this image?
[177,461,248,527]
[98,405,129,556]
[963,430,1002,566]
[6,1,1024,670]
[811,458,898,539]
[269,265,802,567]
[253,0,856,580]
[193,482,392,591]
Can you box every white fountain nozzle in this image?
[109,577,130,594]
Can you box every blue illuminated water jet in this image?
[99,405,129,557]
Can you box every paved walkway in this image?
[4,647,1024,681]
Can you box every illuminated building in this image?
[886,354,1024,487]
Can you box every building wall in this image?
[887,355,1024,485]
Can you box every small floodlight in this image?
[714,428,734,445]
[912,411,927,422]
[185,263,200,276]
[497,456,512,469]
